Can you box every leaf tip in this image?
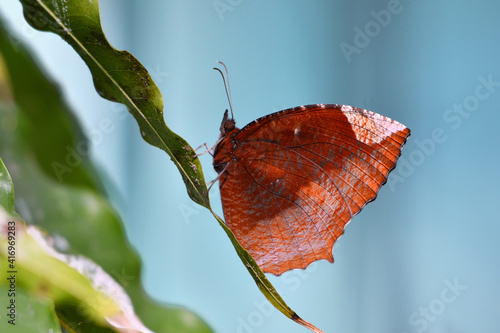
[292,313,325,333]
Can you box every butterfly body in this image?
[213,104,410,276]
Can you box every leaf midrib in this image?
[35,0,204,202]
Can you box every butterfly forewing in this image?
[215,104,410,275]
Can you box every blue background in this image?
[1,0,500,332]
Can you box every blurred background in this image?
[1,0,499,332]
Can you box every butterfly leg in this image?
[194,142,215,157]
[206,163,229,192]
[206,178,218,192]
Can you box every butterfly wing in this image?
[217,104,410,275]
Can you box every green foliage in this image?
[0,285,61,332]
[0,18,212,332]
[1,0,325,331]
[19,0,210,207]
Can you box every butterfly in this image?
[212,103,410,276]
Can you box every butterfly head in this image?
[220,109,236,134]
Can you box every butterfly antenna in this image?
[214,61,235,119]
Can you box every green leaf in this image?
[0,18,213,333]
[212,211,324,333]
[19,0,209,207]
[0,28,97,190]
[0,286,61,333]
[0,160,60,333]
[0,222,121,328]
[0,158,17,219]
[13,1,324,331]
[0,159,150,332]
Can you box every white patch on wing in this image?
[341,105,405,144]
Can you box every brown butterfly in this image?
[212,64,410,275]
